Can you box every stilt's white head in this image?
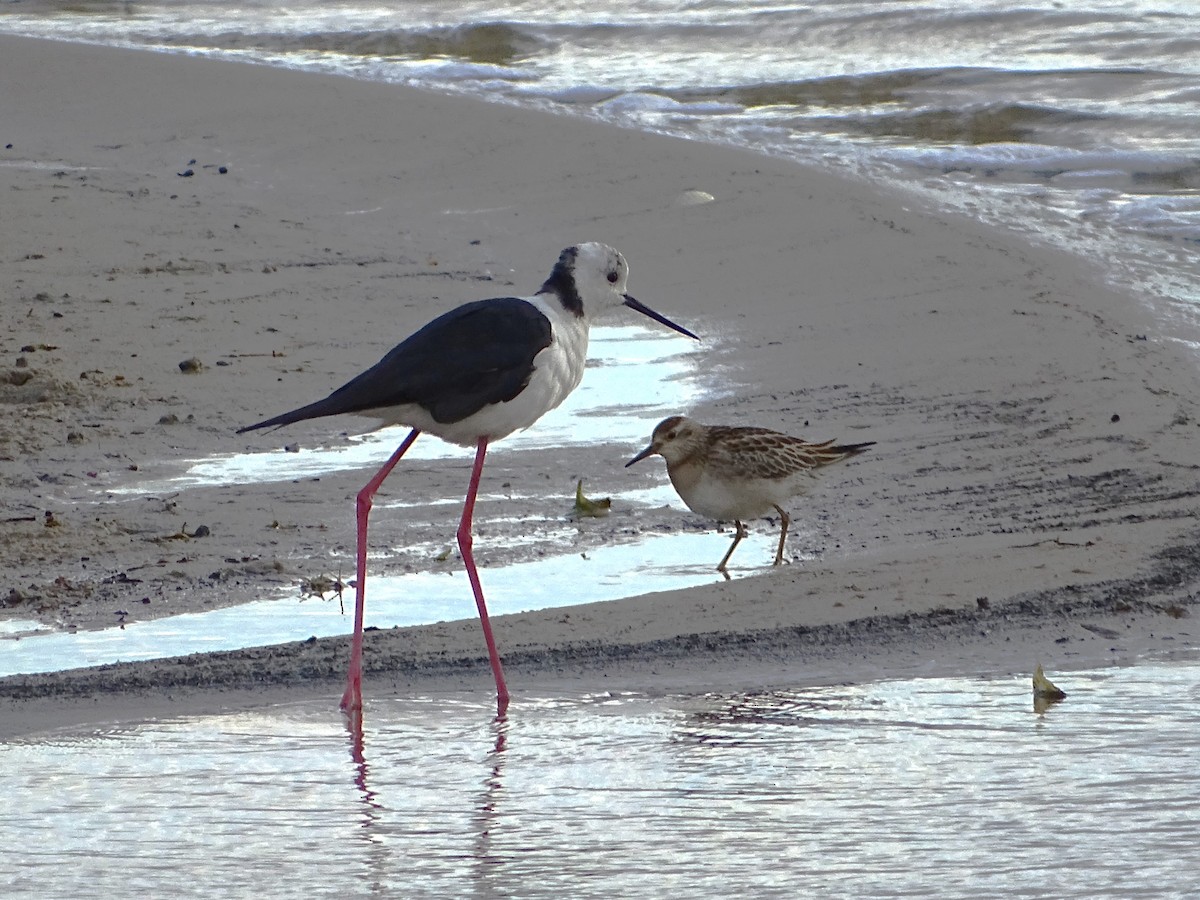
[539,243,699,340]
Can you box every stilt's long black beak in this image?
[623,295,700,341]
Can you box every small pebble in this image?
[5,587,32,605]
[178,357,203,374]
[178,169,194,177]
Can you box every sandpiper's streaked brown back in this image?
[627,415,873,573]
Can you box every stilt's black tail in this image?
[235,395,359,434]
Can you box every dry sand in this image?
[2,35,1199,738]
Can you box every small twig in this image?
[1011,537,1095,549]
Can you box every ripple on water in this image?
[3,659,1199,897]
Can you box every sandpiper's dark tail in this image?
[832,440,875,457]
[811,439,875,467]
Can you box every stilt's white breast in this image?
[430,295,587,445]
[527,293,590,409]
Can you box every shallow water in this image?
[4,656,1199,898]
[0,526,785,677]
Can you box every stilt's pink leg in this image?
[341,428,421,714]
[457,437,510,715]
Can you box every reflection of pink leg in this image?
[341,428,421,714]
[457,438,510,715]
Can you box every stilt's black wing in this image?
[237,297,553,433]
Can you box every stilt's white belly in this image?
[364,299,589,448]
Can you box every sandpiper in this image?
[239,243,699,715]
[626,415,873,573]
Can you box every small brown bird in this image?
[627,415,873,573]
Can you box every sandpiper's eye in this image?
[665,430,677,441]
[607,271,619,284]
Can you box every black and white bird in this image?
[238,243,699,715]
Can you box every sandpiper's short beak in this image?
[625,443,657,467]
[623,295,700,341]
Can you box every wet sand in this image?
[2,35,1198,738]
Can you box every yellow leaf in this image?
[573,479,612,518]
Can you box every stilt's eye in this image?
[607,271,619,283]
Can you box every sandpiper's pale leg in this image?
[772,504,791,566]
[342,427,422,714]
[716,519,749,573]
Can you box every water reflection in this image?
[678,690,859,746]
[344,706,392,895]
[337,697,518,894]
[345,707,375,812]
[3,658,1200,897]
[470,713,510,885]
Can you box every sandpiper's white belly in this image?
[673,468,820,521]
